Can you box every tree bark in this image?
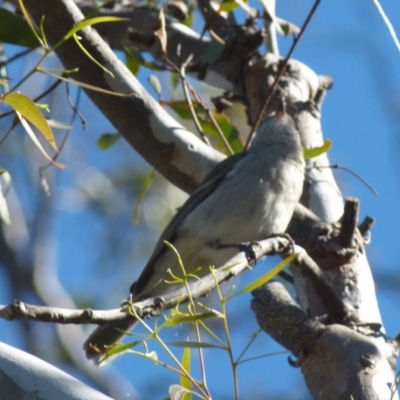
[3,0,398,399]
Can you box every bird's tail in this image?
[83,319,137,361]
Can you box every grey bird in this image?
[84,103,305,359]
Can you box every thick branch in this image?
[0,342,114,400]
[251,283,398,400]
[251,281,324,357]
[21,0,224,193]
[293,246,354,324]
[0,237,291,325]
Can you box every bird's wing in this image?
[132,152,247,296]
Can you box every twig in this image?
[371,0,400,53]
[167,55,234,154]
[310,164,378,197]
[0,236,292,325]
[0,77,64,147]
[39,83,84,184]
[177,56,211,146]
[0,48,35,69]
[0,76,64,122]
[65,81,87,129]
[245,0,321,149]
[187,83,234,155]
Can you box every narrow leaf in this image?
[124,47,141,76]
[148,75,162,97]
[236,253,299,295]
[99,340,144,365]
[275,17,301,36]
[16,112,65,169]
[180,347,191,392]
[303,139,332,159]
[97,133,121,150]
[0,7,39,47]
[162,100,200,120]
[171,72,180,90]
[199,113,243,153]
[219,0,239,12]
[4,92,57,150]
[123,46,166,72]
[182,6,194,27]
[18,0,45,47]
[63,16,129,40]
[72,33,114,77]
[164,312,222,327]
[41,70,135,96]
[133,169,155,225]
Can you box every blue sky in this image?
[1,1,400,399]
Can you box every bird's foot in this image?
[268,233,295,256]
[217,241,261,263]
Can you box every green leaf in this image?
[63,16,129,40]
[4,92,57,150]
[133,169,155,225]
[236,253,299,295]
[171,72,180,90]
[143,61,166,71]
[15,111,65,169]
[275,17,301,37]
[35,103,50,111]
[164,101,243,153]
[199,113,243,153]
[182,6,194,27]
[180,347,191,394]
[219,0,239,12]
[164,312,222,327]
[303,139,332,159]
[17,0,45,48]
[0,8,39,47]
[97,133,121,150]
[124,47,141,76]
[72,33,114,77]
[162,100,200,120]
[98,340,144,365]
[123,46,165,72]
[148,75,162,97]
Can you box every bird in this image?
[84,101,305,359]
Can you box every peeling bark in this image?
[2,0,398,398]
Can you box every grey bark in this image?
[1,0,398,399]
[0,342,113,400]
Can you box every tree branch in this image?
[0,342,114,400]
[251,282,398,400]
[19,0,224,193]
[0,236,291,325]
